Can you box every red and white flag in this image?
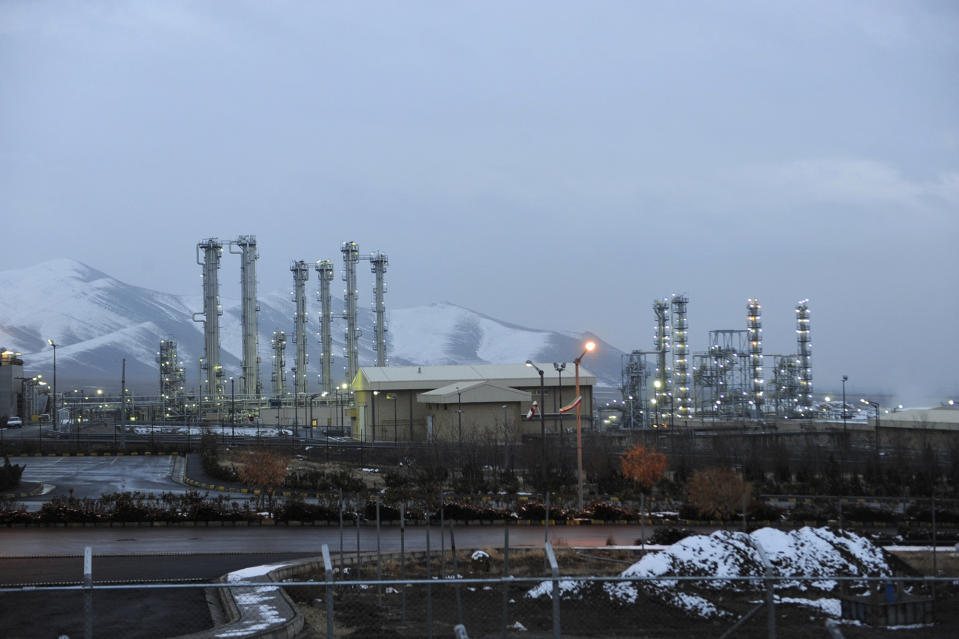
[559,395,582,413]
[525,401,538,421]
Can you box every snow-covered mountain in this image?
[0,259,624,390]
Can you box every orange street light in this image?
[574,340,596,511]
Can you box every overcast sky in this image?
[1,1,957,402]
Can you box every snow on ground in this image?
[215,563,292,638]
[527,527,890,620]
[131,425,293,437]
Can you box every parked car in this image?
[6,416,23,428]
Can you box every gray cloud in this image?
[1,1,956,403]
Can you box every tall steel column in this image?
[747,298,764,417]
[271,330,287,397]
[314,259,335,395]
[341,241,360,384]
[652,299,671,426]
[157,339,185,418]
[670,294,691,420]
[230,235,260,397]
[192,238,223,400]
[796,299,813,416]
[370,251,389,367]
[291,260,310,396]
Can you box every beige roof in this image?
[883,406,959,428]
[354,363,596,392]
[418,381,532,405]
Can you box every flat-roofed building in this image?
[0,349,24,422]
[351,363,596,443]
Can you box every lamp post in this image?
[230,377,235,443]
[526,361,547,489]
[860,398,881,469]
[456,386,462,451]
[841,375,848,434]
[552,363,565,441]
[339,382,348,436]
[573,341,596,511]
[386,394,398,444]
[371,390,379,444]
[47,339,57,433]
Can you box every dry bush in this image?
[620,444,667,492]
[238,448,289,511]
[686,466,750,524]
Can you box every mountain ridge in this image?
[0,259,624,391]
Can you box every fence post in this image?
[502,518,510,639]
[753,538,776,639]
[544,490,550,543]
[400,502,406,622]
[355,503,361,578]
[339,490,345,571]
[83,546,93,639]
[376,498,382,605]
[426,511,433,639]
[450,519,462,626]
[545,541,560,639]
[322,544,334,638]
[440,497,446,579]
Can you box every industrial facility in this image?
[621,295,818,429]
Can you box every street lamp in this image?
[339,382,348,436]
[860,398,881,468]
[47,339,57,430]
[386,393,398,443]
[456,386,462,449]
[573,341,596,511]
[230,377,235,443]
[525,361,548,489]
[841,375,848,434]
[371,390,379,443]
[552,362,566,443]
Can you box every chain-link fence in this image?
[2,541,955,639]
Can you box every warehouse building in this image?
[350,363,596,443]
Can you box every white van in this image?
[6,416,22,428]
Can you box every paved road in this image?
[0,524,644,557]
[13,455,183,501]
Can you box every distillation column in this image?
[341,241,361,384]
[291,260,310,396]
[370,251,389,367]
[747,298,764,417]
[157,339,185,418]
[193,238,223,400]
[315,260,335,395]
[229,235,260,397]
[670,295,691,420]
[271,330,287,397]
[652,299,671,425]
[795,299,813,416]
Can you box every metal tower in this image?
[291,260,309,396]
[314,259,335,395]
[230,235,260,397]
[271,330,287,397]
[652,299,671,425]
[795,299,813,416]
[192,238,223,400]
[747,298,764,416]
[370,251,389,367]
[157,339,185,418]
[670,294,691,420]
[341,241,361,384]
[769,354,801,418]
[621,351,651,430]
[708,329,748,418]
